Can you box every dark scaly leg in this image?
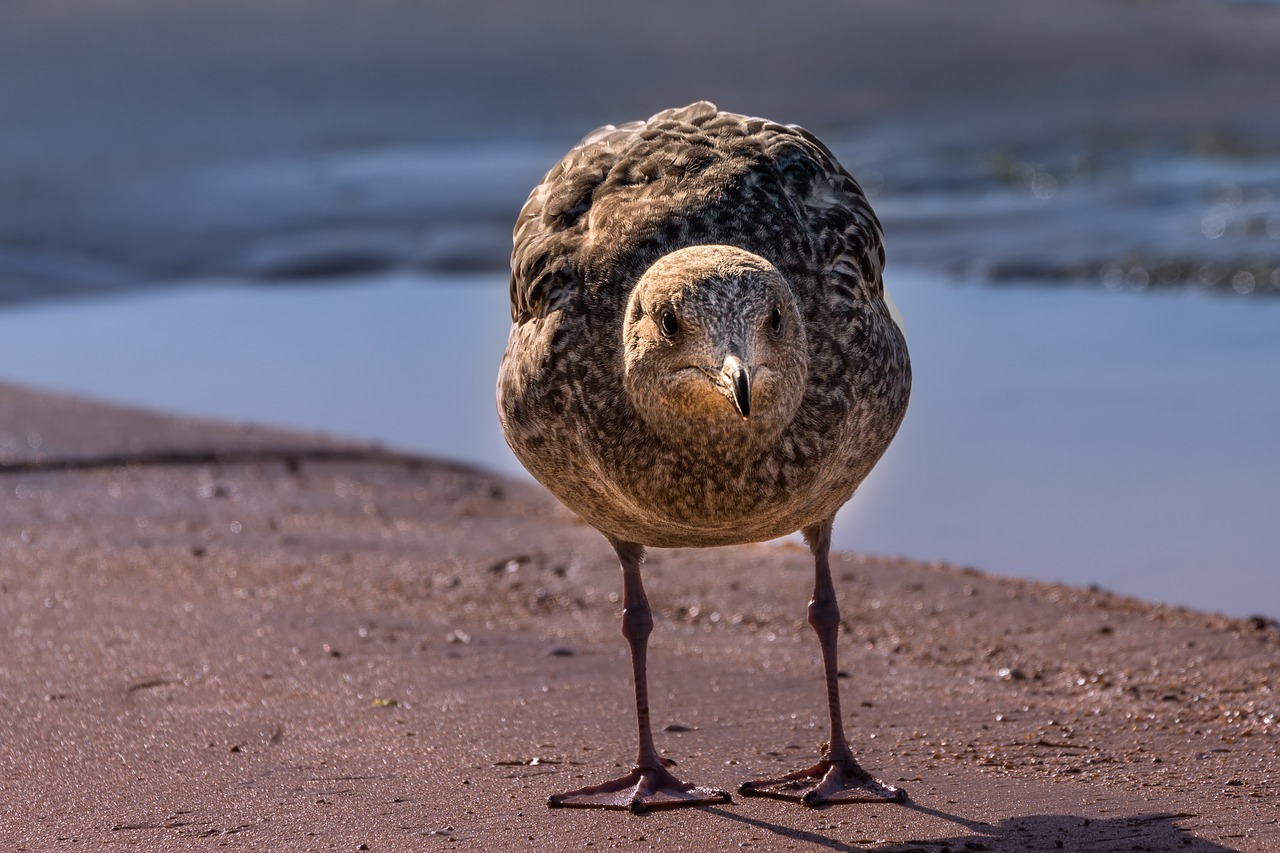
[739,520,906,807]
[548,540,731,813]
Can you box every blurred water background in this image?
[1,0,1277,617]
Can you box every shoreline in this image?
[4,271,1277,623]
[1,382,1276,850]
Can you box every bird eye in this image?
[770,304,783,334]
[659,308,679,338]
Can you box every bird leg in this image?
[739,521,907,807]
[548,541,731,813]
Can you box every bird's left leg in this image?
[739,519,906,807]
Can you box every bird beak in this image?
[721,354,751,418]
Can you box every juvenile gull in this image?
[498,102,911,812]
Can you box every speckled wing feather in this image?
[501,102,908,547]
[509,101,886,325]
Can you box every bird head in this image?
[622,245,808,448]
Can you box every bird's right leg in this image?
[739,520,906,807]
[548,540,731,814]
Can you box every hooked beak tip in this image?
[722,355,751,419]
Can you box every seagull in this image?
[498,102,911,813]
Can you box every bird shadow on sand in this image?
[701,802,1232,852]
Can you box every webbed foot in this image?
[549,762,731,814]
[739,758,906,808]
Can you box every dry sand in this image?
[0,381,1276,850]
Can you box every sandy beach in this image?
[2,0,1279,848]
[1,382,1275,850]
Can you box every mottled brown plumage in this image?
[497,102,912,812]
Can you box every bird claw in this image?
[548,764,731,813]
[738,759,906,808]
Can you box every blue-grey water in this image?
[0,267,1275,620]
[4,133,1279,305]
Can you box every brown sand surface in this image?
[1,382,1277,851]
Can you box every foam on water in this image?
[3,131,1279,305]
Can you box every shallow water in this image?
[1,269,1275,619]
[5,131,1279,307]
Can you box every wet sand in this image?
[1,382,1276,851]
